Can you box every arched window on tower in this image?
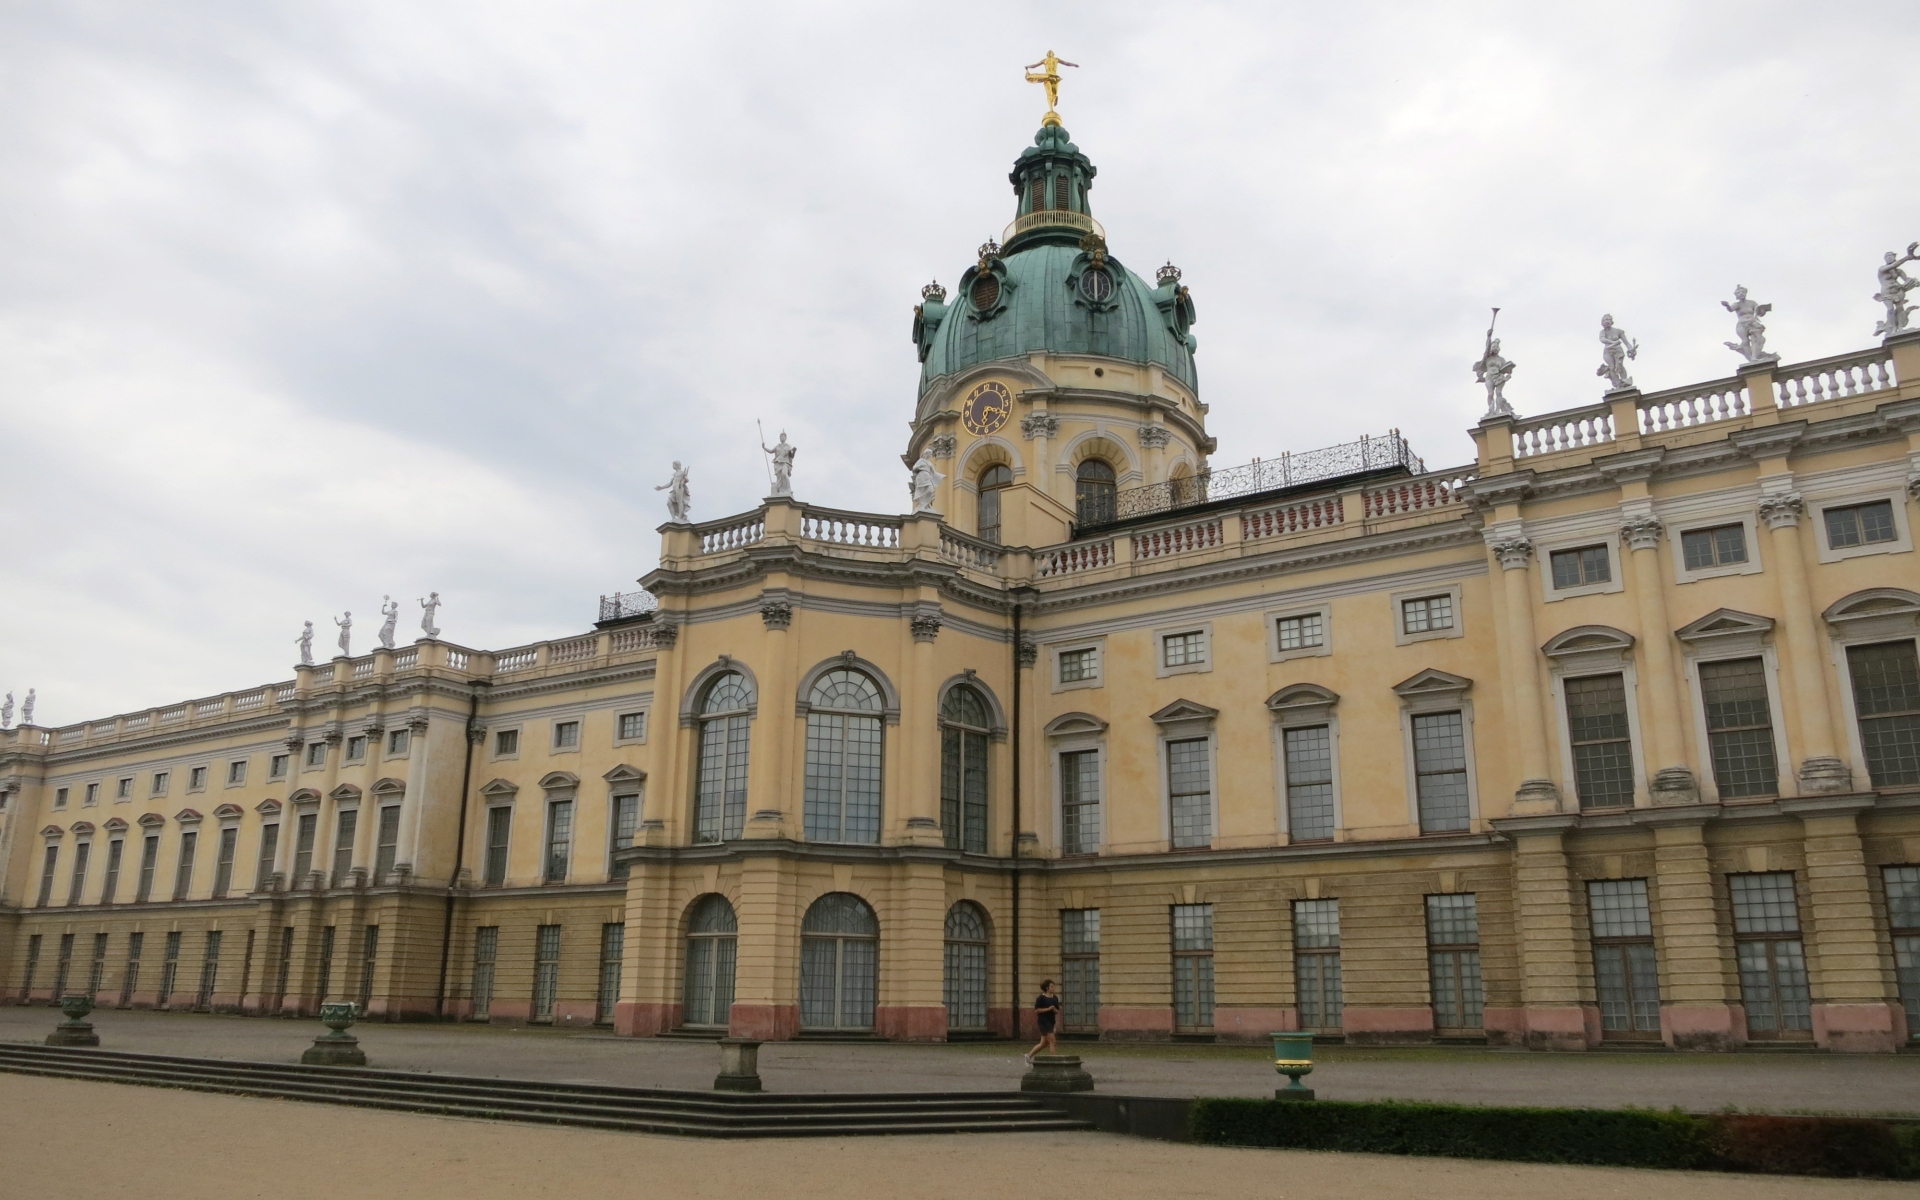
[976,464,1012,545]
[1053,173,1072,211]
[1029,175,1047,213]
[1076,459,1117,526]
[803,670,885,844]
[695,672,752,843]
[682,894,737,1028]
[940,685,991,853]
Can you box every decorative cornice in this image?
[1619,516,1664,551]
[1757,492,1805,529]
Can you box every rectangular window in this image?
[1060,750,1101,855]
[87,932,110,998]
[158,931,182,1009]
[1293,898,1343,1032]
[1730,872,1812,1036]
[272,927,292,1011]
[211,827,238,898]
[1565,673,1635,809]
[386,728,410,756]
[254,823,279,891]
[544,800,572,883]
[121,931,143,1008]
[1167,737,1212,849]
[227,760,247,785]
[484,806,512,887]
[1060,909,1100,1032]
[37,845,58,906]
[495,729,519,756]
[197,930,222,1009]
[316,926,335,1004]
[136,835,159,902]
[330,810,357,887]
[101,838,124,905]
[1276,613,1324,651]
[1824,499,1897,549]
[532,924,561,1022]
[359,926,378,1011]
[172,830,198,899]
[54,787,69,809]
[940,720,989,854]
[1588,879,1660,1035]
[1171,904,1215,1031]
[1682,523,1748,570]
[553,721,580,749]
[1699,657,1779,797]
[84,782,99,806]
[374,805,401,882]
[116,777,132,799]
[596,923,624,1025]
[1058,647,1098,683]
[1426,893,1484,1031]
[292,812,317,883]
[151,771,169,795]
[609,794,640,879]
[305,743,326,768]
[345,736,367,761]
[188,766,208,790]
[470,926,499,1020]
[67,841,90,905]
[617,712,646,741]
[21,934,41,1002]
[1847,641,1920,787]
[1162,631,1206,668]
[1283,725,1335,841]
[1550,544,1612,589]
[1412,711,1470,833]
[269,754,289,780]
[1402,594,1454,634]
[53,933,74,998]
[1885,866,1920,1033]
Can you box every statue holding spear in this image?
[1472,308,1516,418]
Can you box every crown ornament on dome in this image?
[976,240,1002,271]
[921,280,947,303]
[1078,232,1109,268]
[1156,262,1183,287]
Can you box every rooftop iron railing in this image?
[1099,430,1424,525]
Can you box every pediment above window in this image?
[69,820,96,835]
[288,788,322,806]
[1266,683,1339,714]
[328,784,362,803]
[370,777,407,797]
[103,817,129,832]
[212,803,244,819]
[538,771,580,793]
[254,799,282,815]
[1391,668,1473,706]
[1044,712,1108,738]
[1822,588,1920,636]
[40,824,65,838]
[1675,608,1777,646]
[137,813,166,828]
[479,778,520,799]
[602,764,647,784]
[173,808,203,825]
[1149,699,1220,725]
[1541,625,1636,659]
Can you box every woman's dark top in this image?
[1034,992,1062,1031]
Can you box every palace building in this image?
[4,106,1920,1054]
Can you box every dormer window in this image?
[969,273,1000,311]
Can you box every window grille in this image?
[1284,725,1335,841]
[1699,658,1779,797]
[345,736,366,761]
[1401,594,1454,634]
[695,672,753,843]
[386,729,409,755]
[799,893,878,1030]
[172,830,198,900]
[305,743,325,767]
[1588,879,1660,1035]
[121,932,143,1008]
[617,712,646,740]
[1060,750,1101,854]
[37,845,57,907]
[197,930,222,1009]
[596,923,624,1026]
[1730,872,1811,1035]
[151,772,169,795]
[374,806,401,883]
[553,721,579,749]
[54,788,68,809]
[67,841,90,906]
[158,931,182,1009]
[977,463,1011,545]
[88,933,109,998]
[1293,899,1342,1032]
[292,813,317,884]
[1824,499,1896,548]
[1167,737,1212,848]
[1029,175,1046,212]
[269,754,288,779]
[943,903,989,1030]
[1162,631,1206,668]
[1075,460,1116,525]
[1171,904,1215,1031]
[495,729,519,756]
[544,800,573,883]
[940,686,991,853]
[1412,711,1471,833]
[329,812,355,888]
[101,838,123,904]
[532,924,561,1022]
[1681,523,1747,569]
[1053,173,1071,210]
[1058,647,1097,683]
[1847,641,1920,787]
[609,794,640,879]
[1276,613,1323,651]
[803,671,884,844]
[359,926,378,1011]
[20,934,40,1002]
[1565,673,1635,808]
[1060,909,1100,1032]
[683,895,738,1027]
[211,827,238,898]
[315,926,334,1005]
[484,806,512,886]
[53,933,74,999]
[1549,545,1611,588]
[136,835,159,902]
[1885,866,1920,1032]
[254,824,278,892]
[117,777,132,798]
[470,926,498,1020]
[1425,894,1483,1031]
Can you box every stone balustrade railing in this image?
[1637,376,1751,433]
[939,526,1001,571]
[1039,540,1114,577]
[1243,494,1345,541]
[1511,403,1616,460]
[1134,516,1221,561]
[799,506,902,549]
[1774,345,1897,408]
[698,512,765,554]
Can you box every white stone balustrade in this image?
[939,526,1001,571]
[1511,405,1616,459]
[1638,378,1751,433]
[699,513,766,554]
[1774,346,1897,408]
[799,508,902,548]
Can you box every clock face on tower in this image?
[961,381,1013,436]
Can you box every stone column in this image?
[393,717,432,879]
[1757,490,1852,793]
[1487,534,1560,809]
[1785,797,1904,1050]
[1022,410,1058,508]
[270,734,304,883]
[901,600,944,846]
[650,615,687,842]
[1619,515,1698,803]
[1139,422,1169,486]
[746,585,797,839]
[1501,821,1594,1049]
[1647,813,1740,1049]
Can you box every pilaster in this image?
[1509,827,1595,1049]
[1755,480,1851,792]
[1648,814,1741,1049]
[1784,798,1905,1051]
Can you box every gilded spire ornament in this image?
[1025,50,1078,125]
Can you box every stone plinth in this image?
[301,1002,367,1066]
[1020,1053,1093,1093]
[46,995,99,1047]
[715,1038,762,1092]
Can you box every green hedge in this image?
[1189,1098,1920,1179]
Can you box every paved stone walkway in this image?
[1,1072,1906,1200]
[2,1006,1915,1116]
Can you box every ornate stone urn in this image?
[301,1001,367,1066]
[1271,1031,1315,1100]
[46,993,100,1047]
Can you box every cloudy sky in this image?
[4,1,1917,725]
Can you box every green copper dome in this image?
[912,124,1198,397]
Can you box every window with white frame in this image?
[1412,713,1470,833]
[1283,726,1335,840]
[151,772,169,796]
[1682,523,1748,570]
[1426,893,1483,1031]
[188,766,208,791]
[268,755,288,780]
[386,728,410,756]
[1058,646,1099,684]
[1698,658,1779,797]
[117,777,133,799]
[553,721,580,750]
[494,729,519,756]
[1060,750,1101,854]
[543,799,572,882]
[1171,904,1215,1031]
[609,792,640,878]
[1161,630,1207,669]
[1401,594,1454,635]
[617,712,646,741]
[1564,674,1635,809]
[1166,738,1212,849]
[1276,612,1323,652]
[1824,499,1897,549]
[84,783,99,806]
[1549,544,1611,589]
[1845,640,1920,788]
[53,787,68,810]
[227,761,247,786]
[304,743,326,768]
[345,736,367,761]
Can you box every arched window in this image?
[939,686,991,853]
[683,894,737,1028]
[943,902,989,1031]
[1076,459,1116,526]
[800,893,878,1030]
[977,464,1012,545]
[695,672,752,843]
[803,670,884,844]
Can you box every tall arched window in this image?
[803,670,884,844]
[943,901,989,1031]
[940,686,991,852]
[977,464,1012,545]
[695,672,752,843]
[1076,459,1116,526]
[683,894,737,1028]
[800,893,878,1030]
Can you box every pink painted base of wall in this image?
[986,1005,1014,1039]
[1813,1002,1906,1053]
[614,1001,678,1036]
[1486,1004,1595,1051]
[1340,1006,1435,1044]
[1098,1006,1174,1040]
[1661,1003,1745,1052]
[727,1004,798,1041]
[1211,1007,1297,1042]
[875,1005,948,1042]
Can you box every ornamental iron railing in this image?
[1104,430,1424,525]
[599,590,659,623]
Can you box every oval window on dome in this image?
[970,274,1001,311]
[1078,268,1113,304]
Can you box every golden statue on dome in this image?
[1025,51,1078,125]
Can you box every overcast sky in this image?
[4,1,1917,725]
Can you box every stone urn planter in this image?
[1271,1031,1315,1100]
[1020,1053,1093,1093]
[46,994,100,1047]
[301,1001,367,1066]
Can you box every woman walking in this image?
[1026,979,1062,1065]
